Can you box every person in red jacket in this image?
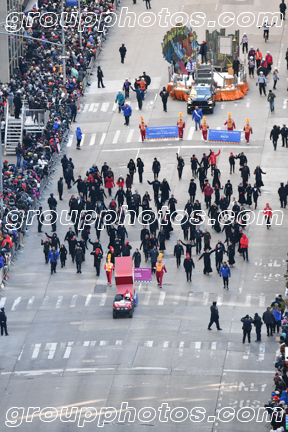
[139,116,147,142]
[240,234,249,261]
[243,118,253,144]
[155,256,167,289]
[224,112,236,131]
[203,183,214,209]
[2,235,13,250]
[116,176,124,188]
[200,116,209,142]
[263,203,272,229]
[265,51,273,72]
[177,112,185,140]
[209,149,221,175]
[105,173,115,196]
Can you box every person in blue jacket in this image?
[130,86,144,110]
[272,307,282,334]
[48,246,60,275]
[76,126,82,150]
[219,261,231,289]
[115,91,125,113]
[192,106,203,131]
[121,103,132,126]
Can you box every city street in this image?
[0,0,288,431]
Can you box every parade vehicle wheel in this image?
[187,107,191,115]
[113,310,117,319]
[128,310,133,318]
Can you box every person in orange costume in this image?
[263,203,272,229]
[243,118,253,144]
[177,112,185,140]
[199,116,209,142]
[104,255,114,285]
[139,116,147,142]
[154,254,167,288]
[224,112,236,131]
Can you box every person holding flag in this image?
[199,116,209,142]
[139,116,147,142]
[224,112,236,131]
[177,112,185,140]
[243,118,253,144]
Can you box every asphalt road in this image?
[0,0,287,431]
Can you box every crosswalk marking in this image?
[89,133,96,146]
[99,340,107,346]
[187,126,195,141]
[88,103,96,112]
[93,103,99,112]
[99,133,106,146]
[47,343,57,360]
[11,297,21,311]
[82,104,89,113]
[80,134,85,146]
[85,294,92,307]
[258,343,265,361]
[127,129,134,143]
[195,342,201,350]
[144,341,153,347]
[112,130,121,144]
[63,342,73,359]
[32,344,41,359]
[0,297,6,308]
[163,341,169,348]
[112,102,117,112]
[41,296,49,308]
[56,296,63,309]
[116,340,123,345]
[203,292,209,306]
[27,296,35,309]
[70,295,78,308]
[83,341,90,347]
[101,102,109,112]
[243,346,250,360]
[99,293,107,306]
[158,292,165,305]
[143,291,151,305]
[179,341,184,357]
[211,342,217,350]
[217,295,222,306]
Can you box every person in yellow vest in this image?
[224,112,236,131]
[104,255,114,286]
[243,118,253,144]
[155,255,167,288]
[177,112,185,140]
[199,116,209,142]
[139,116,147,142]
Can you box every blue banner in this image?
[146,126,179,140]
[66,0,78,6]
[208,129,241,143]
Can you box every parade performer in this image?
[263,203,272,229]
[224,112,236,131]
[104,255,114,286]
[155,254,167,289]
[177,112,185,140]
[139,116,147,142]
[243,118,253,144]
[199,116,209,142]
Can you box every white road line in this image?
[18,345,24,361]
[80,134,85,147]
[88,103,95,112]
[70,295,78,308]
[179,341,184,357]
[144,341,153,347]
[0,297,6,308]
[85,294,92,307]
[99,340,107,346]
[221,102,226,109]
[283,99,288,109]
[112,130,121,144]
[243,346,250,360]
[127,129,134,143]
[41,296,49,308]
[245,295,251,307]
[82,104,89,113]
[173,293,180,305]
[143,291,151,305]
[112,102,118,112]
[11,297,21,311]
[101,102,109,112]
[158,292,166,305]
[89,133,96,146]
[93,103,99,112]
[246,99,251,108]
[27,296,35,309]
[187,126,195,141]
[203,292,209,306]
[163,341,169,348]
[217,295,222,306]
[83,341,90,347]
[47,343,57,360]
[99,133,106,146]
[102,145,260,152]
[259,295,265,307]
[66,135,73,147]
[56,296,63,309]
[116,340,123,345]
[211,342,217,350]
[258,343,265,361]
[195,342,201,350]
[99,293,107,306]
[63,342,73,359]
[31,344,41,359]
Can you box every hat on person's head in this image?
[0,307,4,311]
